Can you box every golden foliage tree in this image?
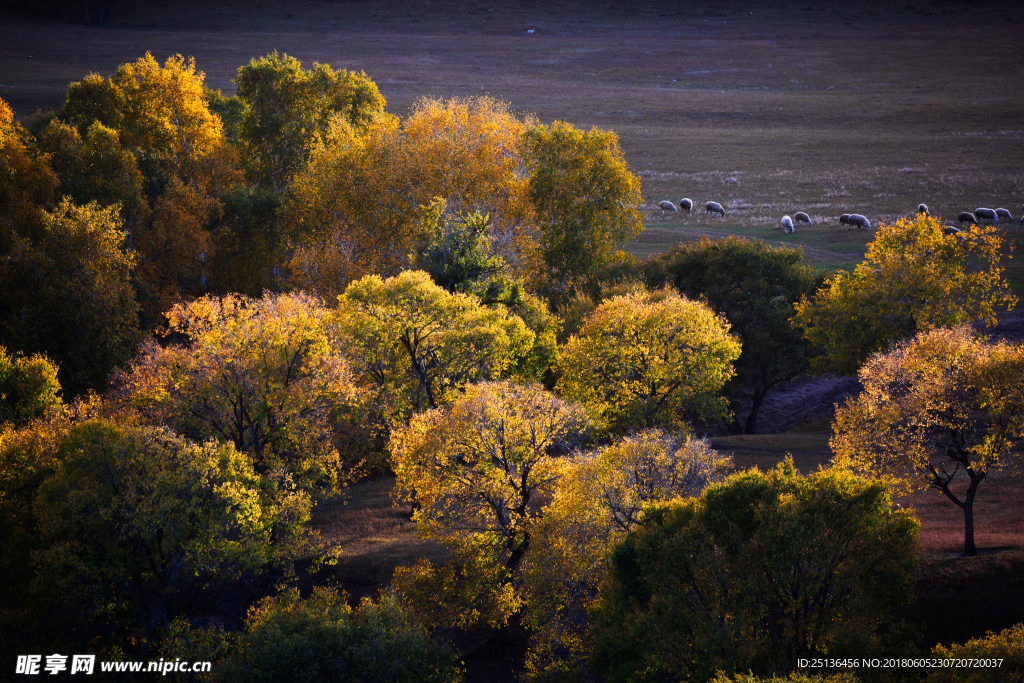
[0,347,61,428]
[831,325,1024,556]
[522,429,731,681]
[283,97,537,297]
[0,98,58,245]
[114,292,363,496]
[335,270,535,424]
[793,214,1016,375]
[522,120,643,303]
[555,286,741,437]
[390,381,589,630]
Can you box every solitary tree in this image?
[793,214,1015,375]
[831,325,1024,556]
[555,286,740,437]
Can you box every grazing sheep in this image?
[996,208,1014,223]
[659,200,678,213]
[679,198,693,214]
[848,214,871,230]
[781,215,795,233]
[917,203,930,217]
[794,211,811,225]
[706,201,726,216]
[942,225,961,235]
[838,214,852,229]
[975,208,997,224]
[958,212,977,227]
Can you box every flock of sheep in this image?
[656,198,1024,235]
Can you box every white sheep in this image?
[975,208,997,224]
[942,225,961,235]
[781,215,794,233]
[958,212,977,227]
[679,198,693,214]
[917,203,930,217]
[705,201,726,216]
[995,208,1014,223]
[847,214,871,230]
[838,213,852,229]
[659,200,678,213]
[794,211,811,225]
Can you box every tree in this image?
[206,587,463,683]
[335,270,535,423]
[283,97,538,296]
[61,53,228,189]
[793,214,1016,375]
[36,118,149,231]
[641,236,827,433]
[929,623,1024,683]
[30,420,299,650]
[0,198,142,396]
[831,325,1024,557]
[234,51,386,192]
[555,286,741,437]
[390,381,589,630]
[522,429,731,682]
[0,97,58,246]
[113,292,364,496]
[522,120,643,304]
[589,460,919,682]
[0,347,61,427]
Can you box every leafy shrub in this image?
[929,623,1024,683]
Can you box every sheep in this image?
[958,212,977,227]
[659,200,678,213]
[794,211,811,225]
[995,208,1014,223]
[917,203,930,217]
[942,225,961,235]
[975,208,997,224]
[781,215,794,233]
[838,214,852,229]
[847,214,871,230]
[679,198,693,214]
[705,201,726,217]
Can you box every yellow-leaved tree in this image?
[284,97,536,299]
[793,213,1016,375]
[522,120,643,305]
[831,325,1024,556]
[113,292,364,496]
[390,381,589,630]
[555,286,741,437]
[521,429,731,681]
[335,270,535,424]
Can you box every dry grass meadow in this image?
[4,0,1024,676]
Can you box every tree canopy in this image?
[639,235,826,433]
[555,286,740,437]
[793,214,1016,375]
[391,381,589,630]
[590,460,919,682]
[831,325,1024,556]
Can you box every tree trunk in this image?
[744,384,769,434]
[962,470,985,557]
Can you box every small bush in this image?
[928,623,1024,683]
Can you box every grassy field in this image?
[4,0,1024,279]
[4,0,1024,677]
